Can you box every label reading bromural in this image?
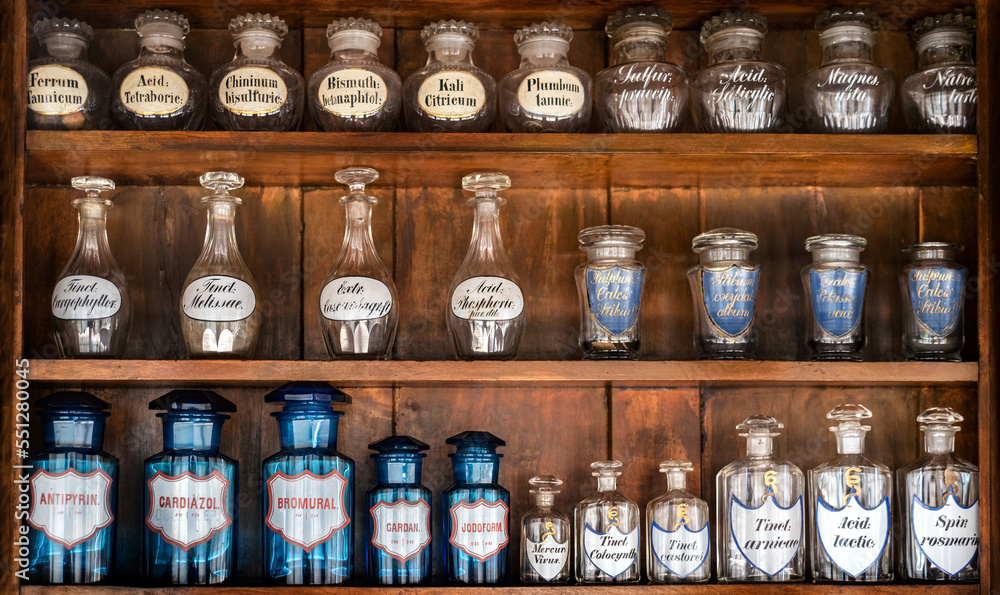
[182,276,256,322]
[28,65,88,115]
[451,276,523,321]
[701,265,759,338]
[610,64,678,110]
[28,468,114,548]
[729,495,803,577]
[51,275,122,320]
[815,496,890,578]
[219,67,287,115]
[908,267,966,336]
[321,276,393,321]
[517,70,585,118]
[525,534,568,581]
[584,524,638,578]
[418,71,485,119]
[265,470,350,552]
[448,499,509,561]
[318,69,387,116]
[650,521,710,578]
[809,268,866,338]
[711,64,776,110]
[120,67,189,115]
[146,471,231,551]
[585,265,644,336]
[911,494,979,576]
[370,499,431,562]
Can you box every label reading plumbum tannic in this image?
[451,276,523,321]
[815,495,890,578]
[729,495,803,577]
[809,268,866,338]
[448,499,509,561]
[146,471,231,551]
[525,534,568,581]
[584,524,638,578]
[908,267,966,336]
[51,275,122,320]
[28,468,114,549]
[182,276,256,322]
[28,65,88,115]
[911,494,980,576]
[321,276,393,321]
[265,470,350,552]
[318,69,387,117]
[517,70,585,118]
[418,71,485,119]
[219,67,287,115]
[701,265,759,338]
[120,67,189,115]
[370,499,432,562]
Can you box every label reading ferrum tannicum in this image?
[318,69,387,117]
[28,65,88,114]
[219,67,287,115]
[516,70,585,118]
[418,71,485,119]
[120,67,189,115]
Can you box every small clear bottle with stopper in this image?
[808,404,892,582]
[521,475,570,583]
[574,460,640,583]
[647,460,710,583]
[802,234,869,361]
[900,242,967,361]
[319,167,398,359]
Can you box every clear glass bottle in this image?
[802,8,894,133]
[51,176,132,359]
[520,475,570,583]
[180,171,261,359]
[319,167,398,359]
[575,225,647,360]
[575,460,640,583]
[594,6,689,133]
[898,407,979,580]
[443,431,510,584]
[647,460,710,583]
[26,392,118,584]
[262,382,355,585]
[802,234,869,361]
[367,436,432,585]
[403,20,496,133]
[902,11,977,134]
[499,22,591,133]
[900,242,966,361]
[808,404,892,582]
[308,18,402,132]
[691,11,787,133]
[27,18,111,130]
[688,228,759,359]
[209,13,304,131]
[111,10,208,131]
[448,173,525,359]
[143,390,238,585]
[717,415,805,582]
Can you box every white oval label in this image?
[450,276,523,321]
[28,65,88,115]
[370,498,432,562]
[517,70,585,117]
[28,468,114,549]
[319,69,387,117]
[320,276,393,321]
[219,66,287,115]
[146,471,232,551]
[120,67,189,115]
[418,71,485,119]
[266,470,350,552]
[51,275,123,320]
[181,276,256,322]
[526,534,569,581]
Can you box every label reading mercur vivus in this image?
[525,534,568,580]
[219,66,287,115]
[51,275,122,320]
[182,276,256,322]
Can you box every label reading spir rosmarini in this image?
[418,71,485,119]
[120,67,189,115]
[517,70,585,118]
[28,65,88,115]
[219,67,287,115]
[318,69,387,117]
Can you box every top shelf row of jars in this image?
[27,7,977,135]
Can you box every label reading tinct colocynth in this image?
[321,276,393,321]
[815,495,890,578]
[451,276,523,321]
[585,265,644,336]
[809,268,866,339]
[219,67,287,115]
[584,524,638,578]
[146,471,231,551]
[120,67,189,115]
[51,275,122,320]
[729,495,803,577]
[525,534,568,581]
[265,470,350,552]
[418,71,485,119]
[701,265,759,338]
[517,70,585,118]
[370,498,432,562]
[448,499,509,561]
[908,267,966,337]
[911,494,979,576]
[318,69,387,117]
[182,276,256,322]
[28,65,88,115]
[28,468,114,549]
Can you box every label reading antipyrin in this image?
[815,495,890,578]
[729,495,803,577]
[908,267,966,336]
[809,268,866,338]
[28,65,88,114]
[585,265,644,336]
[701,265,759,338]
[370,498,431,562]
[516,70,585,118]
[219,67,287,115]
[318,69,387,117]
[51,275,122,320]
[28,468,114,549]
[418,71,485,119]
[146,471,231,551]
[265,470,350,552]
[120,67,189,115]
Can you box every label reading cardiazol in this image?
[908,266,965,336]
[120,67,189,115]
[219,66,287,115]
[809,268,866,338]
[701,265,759,338]
[318,68,387,117]
[517,70,585,118]
[146,471,231,551]
[28,65,88,114]
[526,533,568,581]
[585,265,644,336]
[418,71,485,119]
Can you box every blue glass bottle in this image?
[443,431,509,584]
[143,390,238,585]
[367,435,432,585]
[26,392,118,584]
[263,381,355,585]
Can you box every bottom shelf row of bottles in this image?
[21,383,980,586]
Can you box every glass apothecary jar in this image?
[801,234,869,361]
[900,242,966,361]
[403,20,496,133]
[575,225,646,360]
[647,460,710,583]
[209,13,304,131]
[691,10,786,133]
[308,18,402,132]
[574,460,640,583]
[499,22,591,133]
[111,10,207,131]
[520,475,570,583]
[802,8,893,133]
[594,6,689,133]
[27,18,110,130]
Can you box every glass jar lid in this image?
[37,391,111,416]
[578,224,645,249]
[369,435,429,455]
[136,9,189,37]
[328,16,381,40]
[422,19,479,45]
[903,241,964,254]
[816,7,881,32]
[658,459,693,473]
[528,474,563,493]
[606,5,672,38]
[446,430,505,454]
[230,12,288,40]
[911,10,976,41]
[150,389,237,415]
[591,459,623,477]
[917,406,963,429]
[692,227,758,252]
[736,414,783,436]
[514,21,573,46]
[34,17,94,41]
[700,10,767,46]
[265,381,352,404]
[805,234,867,251]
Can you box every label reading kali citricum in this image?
[418,71,485,119]
[182,276,256,322]
[265,470,350,552]
[517,70,585,118]
[219,66,287,115]
[451,276,523,321]
[729,495,803,577]
[51,275,122,320]
[28,65,88,115]
[28,468,114,548]
[449,499,509,561]
[815,495,890,578]
[370,498,432,562]
[120,67,189,115]
[911,494,980,576]
[146,471,231,551]
[320,276,393,321]
[318,68,387,117]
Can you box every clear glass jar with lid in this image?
[574,460,640,583]
[520,475,570,583]
[308,18,402,132]
[900,242,966,361]
[902,11,977,133]
[499,22,591,133]
[647,460,710,583]
[801,234,869,361]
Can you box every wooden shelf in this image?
[25,132,977,189]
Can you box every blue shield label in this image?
[809,268,866,339]
[701,265,759,338]
[585,265,644,336]
[908,267,965,336]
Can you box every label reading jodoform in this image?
[448,499,509,561]
[265,470,350,552]
[146,471,231,551]
[28,468,114,549]
[51,275,122,320]
[525,534,568,581]
[911,495,979,576]
[318,69,387,117]
[729,495,803,577]
[650,521,710,578]
[182,276,256,322]
[120,67,189,115]
[28,65,88,114]
[809,268,866,339]
[418,71,485,119]
[320,276,393,321]
[584,524,638,578]
[370,498,432,562]
[451,276,523,321]
[701,265,759,339]
[219,67,287,115]
[517,70,585,118]
[815,496,890,578]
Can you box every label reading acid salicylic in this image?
[120,67,189,115]
[418,71,486,119]
[584,524,638,578]
[51,275,122,320]
[321,276,393,321]
[701,265,759,338]
[265,470,350,552]
[219,67,287,115]
[451,276,524,321]
[911,494,980,576]
[525,533,568,581]
[28,65,88,114]
[28,468,114,549]
[146,471,231,551]
[650,520,710,578]
[318,69,387,117]
[729,495,803,577]
[815,495,890,578]
[517,70,585,118]
[809,268,866,338]
[711,64,775,109]
[585,265,644,336]
[448,499,509,561]
[182,276,256,322]
[908,267,966,336]
[370,499,432,562]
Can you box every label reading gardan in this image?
[120,67,189,115]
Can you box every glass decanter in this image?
[898,407,979,581]
[647,460,710,583]
[51,176,132,359]
[319,167,398,359]
[900,242,966,361]
[111,10,207,131]
[574,460,640,583]
[717,415,805,582]
[144,390,238,586]
[209,13,304,131]
[447,173,525,360]
[521,475,570,583]
[403,20,496,133]
[499,22,591,133]
[26,392,118,584]
[902,11,977,134]
[180,172,261,359]
[691,10,787,133]
[27,18,110,130]
[308,18,402,132]
[594,6,689,133]
[802,234,869,361]
[808,404,892,582]
[803,8,894,133]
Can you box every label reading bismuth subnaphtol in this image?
[418,71,485,119]
[318,69,387,117]
[517,70,585,117]
[28,65,88,114]
[219,67,287,115]
[120,67,189,115]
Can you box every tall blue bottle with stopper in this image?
[143,390,238,585]
[263,381,355,585]
[367,436,432,585]
[443,431,510,584]
[26,392,118,584]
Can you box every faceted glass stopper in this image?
[200,171,245,194]
[737,414,784,436]
[422,19,479,44]
[815,7,882,32]
[692,227,758,252]
[34,17,94,41]
[462,172,511,196]
[827,403,872,432]
[336,166,379,193]
[917,406,964,427]
[658,459,693,474]
[71,176,115,197]
[230,12,288,39]
[514,22,573,46]
[136,9,190,36]
[606,6,673,38]
[529,474,564,494]
[911,10,976,41]
[701,10,768,45]
[578,224,645,247]
[591,459,623,477]
[806,234,867,251]
[327,17,382,40]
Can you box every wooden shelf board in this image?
[25,132,977,189]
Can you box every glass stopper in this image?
[421,19,479,44]
[700,10,768,46]
[911,10,976,41]
[327,17,382,39]
[827,403,872,424]
[335,166,379,193]
[806,234,867,251]
[577,224,645,248]
[229,13,288,39]
[529,474,564,494]
[462,172,511,199]
[692,228,758,252]
[34,17,94,41]
[736,414,783,436]
[135,9,190,36]
[71,176,115,199]
[200,171,245,194]
[816,7,882,32]
[591,460,623,477]
[606,6,673,38]
[514,22,573,45]
[917,406,964,428]
[658,459,693,474]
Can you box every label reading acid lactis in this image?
[265,470,350,552]
[28,65,88,114]
[585,265,643,336]
[181,276,256,322]
[51,275,122,320]
[584,524,638,578]
[908,267,966,336]
[525,534,568,580]
[370,498,431,562]
[448,499,509,561]
[28,468,114,548]
[517,70,585,118]
[146,471,231,550]
[450,276,523,321]
[418,71,485,119]
[701,265,759,338]
[815,495,890,577]
[219,67,287,115]
[809,268,866,338]
[650,521,710,578]
[729,495,803,577]
[320,276,393,321]
[120,67,189,115]
[318,69,387,117]
[911,495,979,576]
